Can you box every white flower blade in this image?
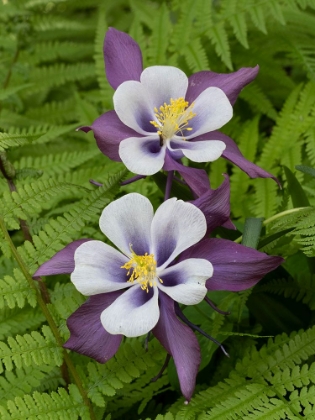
[71,241,130,296]
[158,259,212,305]
[151,198,207,269]
[119,136,166,175]
[99,193,153,256]
[169,138,226,162]
[187,87,233,138]
[114,80,155,134]
[101,285,159,337]
[141,66,188,109]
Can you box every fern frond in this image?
[21,41,93,66]
[226,1,249,49]
[28,63,95,94]
[0,325,62,373]
[255,276,315,310]
[0,384,89,420]
[129,0,156,30]
[0,306,44,340]
[14,148,99,177]
[239,83,278,120]
[0,268,37,309]
[184,38,209,72]
[18,169,126,269]
[147,3,171,66]
[1,178,84,228]
[0,124,78,151]
[170,0,198,54]
[25,98,77,125]
[94,5,114,109]
[252,178,279,218]
[230,117,260,218]
[0,84,33,101]
[31,14,93,34]
[84,338,166,408]
[175,327,315,419]
[258,82,315,171]
[0,365,55,406]
[206,23,232,70]
[268,207,315,256]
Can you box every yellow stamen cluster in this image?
[121,247,162,292]
[150,97,196,143]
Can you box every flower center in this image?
[121,247,162,292]
[150,97,196,144]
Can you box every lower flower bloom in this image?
[34,193,283,401]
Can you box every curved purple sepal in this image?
[191,174,234,233]
[64,291,123,363]
[33,239,92,278]
[193,131,279,183]
[186,66,259,106]
[163,151,210,197]
[85,110,141,161]
[104,27,143,90]
[180,238,284,292]
[153,291,200,401]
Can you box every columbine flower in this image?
[34,192,283,401]
[80,28,278,194]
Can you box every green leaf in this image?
[283,165,310,207]
[242,217,264,249]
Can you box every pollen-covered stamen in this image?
[121,246,162,292]
[150,97,196,143]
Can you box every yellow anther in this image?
[150,97,196,143]
[121,246,162,292]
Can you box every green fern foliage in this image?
[170,327,315,419]
[0,384,89,420]
[0,326,62,373]
[1,0,315,418]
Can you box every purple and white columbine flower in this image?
[69,193,213,337]
[80,28,278,195]
[34,192,283,401]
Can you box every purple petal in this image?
[33,239,92,278]
[79,110,141,161]
[64,291,123,363]
[180,238,284,292]
[163,151,210,197]
[192,131,279,183]
[186,66,259,105]
[152,291,200,401]
[191,175,234,233]
[104,27,143,90]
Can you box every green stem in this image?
[0,216,96,420]
[234,207,310,244]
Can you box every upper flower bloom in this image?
[80,28,278,194]
[111,65,232,175]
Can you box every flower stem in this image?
[0,217,96,420]
[164,170,174,201]
[234,207,310,244]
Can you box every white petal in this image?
[71,241,130,295]
[119,136,166,175]
[151,198,207,269]
[99,193,153,256]
[101,285,159,337]
[140,66,188,108]
[187,87,233,138]
[158,259,213,305]
[169,138,226,162]
[113,80,155,134]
